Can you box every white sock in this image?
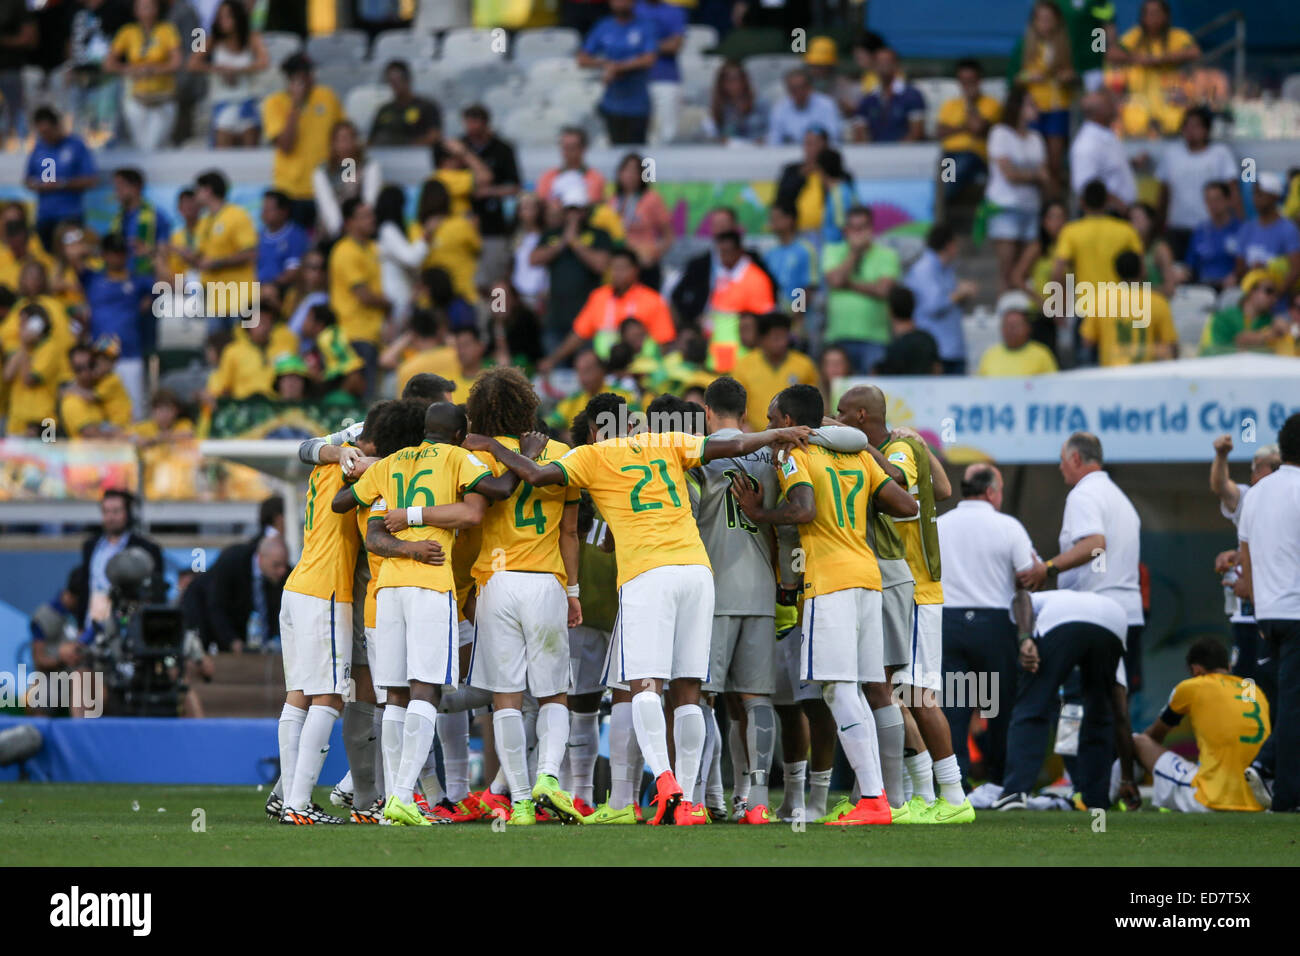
[535,702,569,780]
[742,697,776,811]
[489,765,509,797]
[823,682,882,798]
[372,705,386,800]
[706,709,725,807]
[781,760,807,815]
[631,691,671,778]
[808,768,832,819]
[902,765,915,802]
[673,703,706,798]
[418,738,445,805]
[381,705,406,801]
[287,704,338,811]
[393,699,437,805]
[906,751,936,803]
[337,769,353,792]
[934,754,966,804]
[873,703,906,807]
[439,711,471,803]
[567,711,600,805]
[729,719,749,802]
[610,701,643,808]
[275,703,306,800]
[493,708,532,803]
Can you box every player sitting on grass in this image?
[1126,636,1271,812]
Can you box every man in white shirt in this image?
[1023,432,1145,693]
[937,463,1044,798]
[766,68,842,146]
[993,588,1139,811]
[1156,105,1239,260]
[1236,412,1300,813]
[1069,91,1137,210]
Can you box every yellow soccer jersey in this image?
[453,524,482,622]
[356,497,386,629]
[1166,673,1271,811]
[285,461,362,603]
[473,437,579,589]
[881,439,943,604]
[776,445,891,597]
[350,441,492,594]
[554,432,711,588]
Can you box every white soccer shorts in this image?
[801,587,884,684]
[280,590,352,696]
[1152,750,1211,813]
[374,586,459,689]
[467,570,571,697]
[569,625,611,696]
[602,564,714,684]
[893,601,943,692]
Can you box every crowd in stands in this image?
[1,0,1298,449]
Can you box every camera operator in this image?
[29,568,95,717]
[69,490,165,628]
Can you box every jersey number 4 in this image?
[514,483,547,535]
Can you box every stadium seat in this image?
[262,31,303,68]
[679,53,722,102]
[306,29,370,66]
[371,29,437,67]
[669,104,709,143]
[513,28,580,65]
[415,0,472,32]
[683,24,719,57]
[452,61,523,106]
[315,64,370,103]
[880,232,926,270]
[441,27,505,65]
[527,57,587,87]
[1216,287,1243,311]
[980,77,1008,104]
[502,105,583,145]
[345,84,390,136]
[744,54,800,95]
[1173,284,1218,311]
[1283,73,1300,103]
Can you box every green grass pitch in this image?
[2,784,1295,866]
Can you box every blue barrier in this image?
[0,715,346,785]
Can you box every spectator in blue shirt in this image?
[763,202,821,332]
[637,0,686,144]
[24,107,99,251]
[1235,171,1300,307]
[577,0,659,145]
[904,223,979,374]
[767,68,842,146]
[257,189,309,313]
[1183,180,1241,289]
[80,232,158,418]
[109,167,171,279]
[855,47,926,143]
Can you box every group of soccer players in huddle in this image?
[265,366,978,827]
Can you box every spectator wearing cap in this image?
[905,223,978,374]
[936,59,1001,202]
[187,0,270,148]
[273,353,312,402]
[768,68,842,146]
[79,231,157,418]
[1202,270,1294,356]
[853,47,925,143]
[702,60,769,144]
[636,0,687,144]
[416,179,482,305]
[1234,172,1300,300]
[1183,181,1241,290]
[328,197,391,389]
[110,167,171,279]
[537,127,606,205]
[531,179,615,354]
[541,246,674,372]
[461,105,521,290]
[369,60,441,147]
[261,53,344,230]
[876,285,940,375]
[822,204,899,374]
[732,311,819,431]
[104,0,181,150]
[1155,106,1240,261]
[1069,90,1136,210]
[976,292,1059,376]
[24,108,98,252]
[578,0,658,145]
[803,36,863,112]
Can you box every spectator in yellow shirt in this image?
[300,302,366,396]
[4,304,62,437]
[60,344,123,438]
[180,170,258,322]
[104,0,181,150]
[328,197,391,388]
[977,295,1060,376]
[92,344,134,429]
[417,179,482,303]
[732,311,820,432]
[162,188,202,281]
[0,213,55,291]
[204,310,280,401]
[431,136,495,219]
[2,260,78,370]
[936,59,1003,203]
[130,389,194,443]
[1080,250,1179,366]
[262,53,344,229]
[1051,179,1143,318]
[1110,0,1200,137]
[449,325,491,397]
[382,306,459,396]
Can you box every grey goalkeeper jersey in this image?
[690,425,869,617]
